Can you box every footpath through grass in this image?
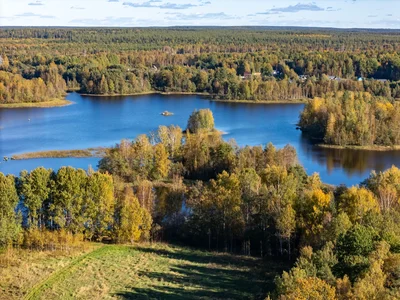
[3,243,287,299]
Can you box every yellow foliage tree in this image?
[279,277,336,300]
[339,187,380,223]
[115,188,152,244]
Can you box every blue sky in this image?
[0,0,399,28]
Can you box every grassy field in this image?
[0,243,286,300]
[0,99,72,108]
[0,244,99,300]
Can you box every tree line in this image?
[299,91,400,147]
[2,28,400,103]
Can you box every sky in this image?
[0,0,399,28]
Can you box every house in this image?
[243,72,252,80]
[242,72,261,80]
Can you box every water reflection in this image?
[299,134,399,177]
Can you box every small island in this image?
[10,148,106,160]
[185,108,216,134]
[0,99,72,109]
[161,111,174,116]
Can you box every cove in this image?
[1,92,400,186]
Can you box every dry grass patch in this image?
[0,245,98,300]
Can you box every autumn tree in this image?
[187,109,215,133]
[338,187,380,223]
[85,172,115,240]
[18,167,53,228]
[115,187,152,243]
[50,167,87,232]
[0,173,21,247]
[152,143,170,180]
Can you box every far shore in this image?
[317,144,400,152]
[0,99,73,109]
[10,147,106,160]
[79,91,307,104]
[79,91,210,97]
[210,98,307,104]
[0,93,308,109]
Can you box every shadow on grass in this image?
[116,246,289,300]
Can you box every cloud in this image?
[267,3,325,14]
[123,1,156,8]
[166,12,236,20]
[70,6,85,10]
[368,15,378,18]
[15,12,55,18]
[28,1,44,6]
[123,0,209,10]
[257,11,281,15]
[326,7,341,12]
[257,3,338,16]
[159,3,198,9]
[108,0,119,2]
[70,16,135,26]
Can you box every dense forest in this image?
[2,110,400,298]
[2,27,400,104]
[299,91,400,147]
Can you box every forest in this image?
[299,91,400,147]
[1,109,400,299]
[1,27,400,104]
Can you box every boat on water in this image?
[161,111,174,116]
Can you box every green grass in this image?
[14,243,286,300]
[0,99,72,108]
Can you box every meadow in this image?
[0,243,285,300]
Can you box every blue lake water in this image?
[1,92,400,186]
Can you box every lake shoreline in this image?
[79,91,307,104]
[317,144,400,152]
[1,92,307,109]
[10,148,106,160]
[0,99,73,109]
[80,91,210,97]
[211,98,307,104]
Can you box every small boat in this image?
[161,111,174,116]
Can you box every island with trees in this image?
[299,91,400,150]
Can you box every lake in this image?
[1,92,400,186]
